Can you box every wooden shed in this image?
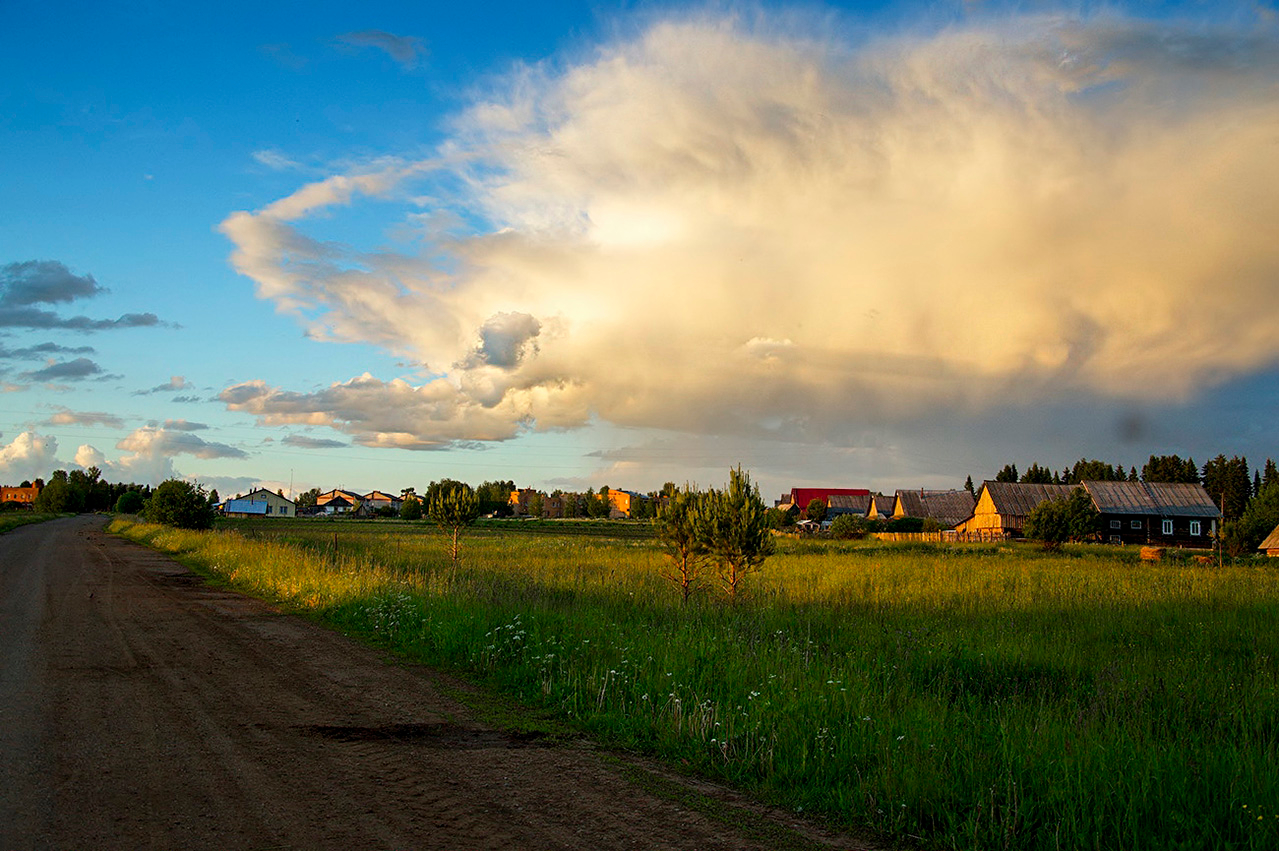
[893,489,977,529]
[953,482,1075,541]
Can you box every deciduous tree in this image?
[1024,488,1099,549]
[146,479,216,530]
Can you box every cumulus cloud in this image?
[0,260,103,305]
[0,260,164,331]
[336,29,425,69]
[220,12,1279,448]
[45,407,125,428]
[116,427,248,460]
[0,431,59,481]
[74,444,107,470]
[106,426,249,483]
[22,357,106,382]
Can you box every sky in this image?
[2,0,1278,501]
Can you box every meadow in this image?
[110,516,1279,850]
[0,511,59,535]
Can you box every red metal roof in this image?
[787,488,870,508]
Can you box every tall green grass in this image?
[0,512,59,534]
[112,518,1279,850]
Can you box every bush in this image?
[399,495,423,520]
[146,479,216,530]
[114,490,145,514]
[828,514,867,539]
[1024,487,1100,549]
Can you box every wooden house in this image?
[1082,480,1218,547]
[893,489,977,529]
[953,482,1076,541]
[777,488,870,512]
[1260,524,1279,557]
[826,493,868,518]
[865,494,895,520]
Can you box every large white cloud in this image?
[0,431,60,482]
[219,12,1279,448]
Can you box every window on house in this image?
[266,505,272,514]
[1190,521,1201,536]
[1131,519,1142,529]
[1110,519,1121,530]
[1162,519,1173,536]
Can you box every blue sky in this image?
[2,0,1277,500]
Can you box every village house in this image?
[954,482,1077,541]
[0,485,40,506]
[223,488,295,518]
[826,493,868,518]
[777,487,871,515]
[509,488,540,515]
[1082,480,1219,547]
[865,494,895,520]
[892,489,977,529]
[1260,523,1279,557]
[602,489,644,518]
[316,489,363,515]
[361,491,403,514]
[954,480,1220,546]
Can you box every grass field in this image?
[0,512,59,535]
[111,516,1279,850]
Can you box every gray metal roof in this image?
[1144,482,1221,517]
[981,482,1076,516]
[1083,480,1219,517]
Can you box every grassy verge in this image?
[111,518,1279,850]
[0,512,62,534]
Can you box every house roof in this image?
[318,489,362,504]
[245,487,294,504]
[869,494,894,515]
[787,488,870,509]
[1083,481,1219,517]
[1261,523,1279,552]
[363,491,401,502]
[224,499,268,515]
[981,482,1077,516]
[827,493,868,512]
[1144,482,1221,517]
[895,489,977,526]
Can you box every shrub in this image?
[829,514,867,539]
[114,490,145,514]
[145,479,216,530]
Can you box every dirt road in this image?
[0,516,868,850]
